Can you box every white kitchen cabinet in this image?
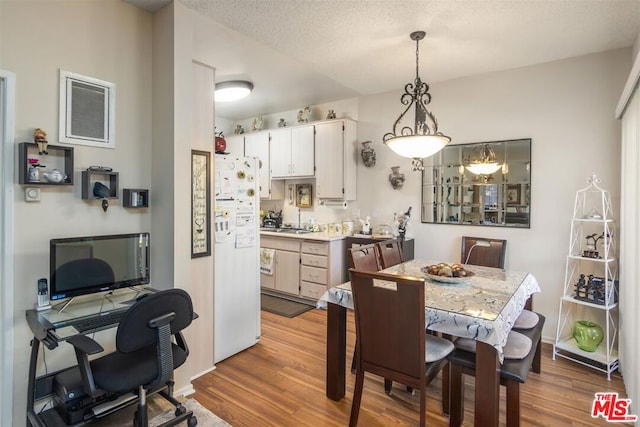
[260,237,301,296]
[314,119,357,200]
[270,126,315,179]
[224,134,245,156]
[245,132,284,200]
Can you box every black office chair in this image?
[67,289,197,427]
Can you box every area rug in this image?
[260,293,314,318]
[150,398,230,426]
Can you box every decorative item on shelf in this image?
[215,129,227,154]
[574,274,617,305]
[27,158,44,182]
[33,128,48,155]
[360,141,376,167]
[93,182,111,212]
[326,109,336,120]
[359,216,372,235]
[584,208,603,220]
[572,320,604,352]
[297,106,312,123]
[278,118,287,128]
[372,224,393,239]
[388,166,405,190]
[234,124,245,135]
[251,115,263,132]
[41,169,67,183]
[396,206,412,240]
[583,233,604,258]
[382,31,450,171]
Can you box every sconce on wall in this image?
[389,166,405,190]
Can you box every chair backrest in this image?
[349,269,426,382]
[461,236,507,269]
[53,258,114,289]
[117,288,193,353]
[348,243,381,272]
[376,239,403,269]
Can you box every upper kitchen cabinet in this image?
[314,119,357,200]
[224,134,245,156]
[245,132,284,200]
[270,125,315,179]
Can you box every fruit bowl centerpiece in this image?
[421,263,474,284]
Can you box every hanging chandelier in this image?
[465,144,502,175]
[383,31,450,171]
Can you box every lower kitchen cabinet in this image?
[260,235,345,301]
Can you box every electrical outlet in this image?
[25,187,41,202]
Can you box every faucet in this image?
[298,208,301,229]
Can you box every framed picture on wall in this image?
[506,184,521,206]
[296,184,312,208]
[191,150,211,258]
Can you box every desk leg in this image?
[475,341,500,427]
[26,337,44,427]
[326,302,346,400]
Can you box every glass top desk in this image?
[318,259,541,427]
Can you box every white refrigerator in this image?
[213,155,261,363]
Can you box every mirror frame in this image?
[421,138,531,228]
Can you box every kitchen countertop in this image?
[260,229,345,242]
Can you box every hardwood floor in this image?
[192,308,630,426]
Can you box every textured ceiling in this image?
[123,0,640,121]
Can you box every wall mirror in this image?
[59,70,115,149]
[421,138,531,228]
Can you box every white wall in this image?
[1,0,153,422]
[357,49,630,342]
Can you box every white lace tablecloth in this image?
[317,259,541,362]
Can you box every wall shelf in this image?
[18,142,74,186]
[123,189,149,208]
[81,170,119,199]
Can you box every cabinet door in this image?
[245,133,270,198]
[275,250,300,295]
[290,125,315,177]
[315,121,344,198]
[224,135,245,156]
[269,129,292,179]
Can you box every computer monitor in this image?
[49,232,150,301]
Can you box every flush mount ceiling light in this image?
[214,80,254,102]
[465,144,502,175]
[383,31,451,171]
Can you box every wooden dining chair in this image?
[349,269,454,427]
[376,239,403,269]
[348,243,382,271]
[461,236,507,268]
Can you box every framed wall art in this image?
[295,184,312,208]
[191,150,211,257]
[506,184,521,206]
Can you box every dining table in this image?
[317,259,541,427]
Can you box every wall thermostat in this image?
[25,187,41,202]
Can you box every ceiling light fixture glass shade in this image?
[383,31,450,171]
[214,80,254,102]
[465,144,502,175]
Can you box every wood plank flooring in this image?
[192,308,630,426]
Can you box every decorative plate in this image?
[421,267,474,284]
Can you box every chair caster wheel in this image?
[175,405,186,416]
[187,415,198,426]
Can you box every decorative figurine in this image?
[389,166,405,190]
[397,207,412,240]
[27,158,44,182]
[360,141,376,167]
[215,130,227,154]
[93,182,111,212]
[326,109,336,120]
[583,233,604,258]
[33,128,48,155]
[297,106,312,123]
[234,124,245,135]
[278,118,287,128]
[359,216,372,235]
[251,115,263,132]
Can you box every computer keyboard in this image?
[69,311,126,333]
